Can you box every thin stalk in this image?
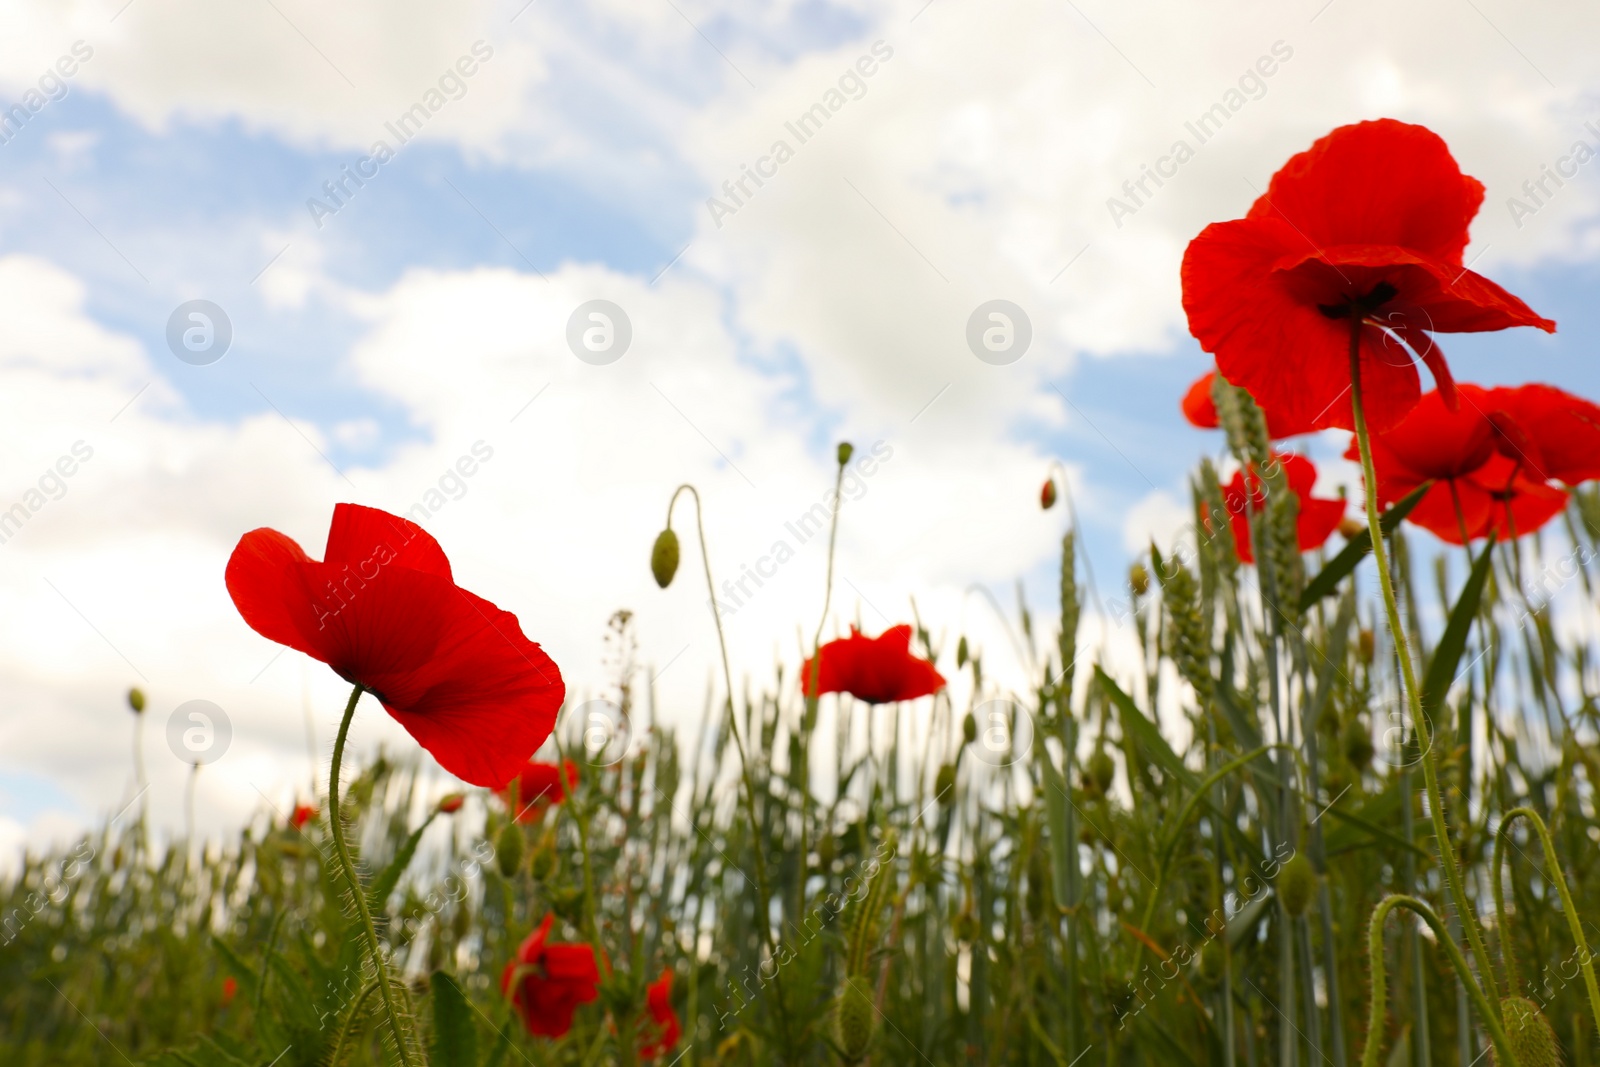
[798,455,849,916]
[1347,323,1500,1017]
[328,682,416,1067]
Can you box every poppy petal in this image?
[324,503,452,580]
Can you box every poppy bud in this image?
[934,763,957,803]
[1128,562,1150,598]
[127,687,146,714]
[1357,628,1375,663]
[1338,515,1365,540]
[1342,718,1374,771]
[495,823,525,878]
[1199,940,1225,982]
[1040,478,1058,510]
[651,528,680,589]
[1499,995,1561,1067]
[962,712,977,745]
[953,907,979,944]
[834,981,876,1062]
[955,636,968,668]
[1086,751,1115,795]
[437,793,465,814]
[1276,854,1317,918]
[837,441,854,466]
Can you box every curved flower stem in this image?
[328,682,416,1067]
[1360,895,1514,1067]
[797,455,848,920]
[1494,806,1600,1038]
[666,485,789,1037]
[1347,323,1500,1018]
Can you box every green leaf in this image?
[368,812,438,913]
[1096,667,1197,791]
[1420,535,1495,719]
[429,970,479,1067]
[1299,483,1430,610]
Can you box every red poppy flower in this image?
[1354,385,1497,508]
[1218,454,1345,563]
[499,760,579,822]
[801,624,946,704]
[1182,119,1554,435]
[1181,371,1316,439]
[1482,383,1600,486]
[1402,453,1569,545]
[226,504,565,788]
[290,804,317,831]
[501,913,601,1038]
[639,968,682,1059]
[221,976,238,1005]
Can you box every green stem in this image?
[798,456,848,920]
[1347,324,1500,1018]
[1359,895,1515,1067]
[1495,807,1600,1039]
[328,682,416,1067]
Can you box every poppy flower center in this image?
[1317,281,1399,320]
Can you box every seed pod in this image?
[1357,628,1375,663]
[834,980,876,1062]
[934,763,957,803]
[962,712,977,746]
[1127,561,1150,598]
[127,687,146,714]
[1496,996,1560,1067]
[836,441,854,466]
[1276,854,1317,918]
[956,636,969,668]
[1338,515,1365,540]
[495,823,525,879]
[650,529,680,589]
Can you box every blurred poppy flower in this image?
[501,913,600,1038]
[1181,371,1315,439]
[801,625,946,705]
[1218,454,1345,563]
[1355,385,1497,508]
[221,976,237,1005]
[290,804,317,831]
[639,968,682,1059]
[1407,454,1568,545]
[1182,119,1553,435]
[1483,383,1600,486]
[226,504,564,788]
[499,760,579,822]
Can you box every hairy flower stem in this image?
[1347,323,1500,1022]
[797,455,848,921]
[1360,896,1514,1067]
[328,682,416,1067]
[666,485,791,1045]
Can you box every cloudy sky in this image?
[2,0,1598,856]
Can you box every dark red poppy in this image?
[1402,453,1569,545]
[1355,385,1497,508]
[801,625,946,704]
[1181,371,1316,439]
[1182,119,1554,435]
[226,504,565,788]
[501,913,601,1038]
[290,804,317,831]
[1218,454,1345,563]
[639,968,682,1059]
[1482,383,1600,486]
[499,760,579,822]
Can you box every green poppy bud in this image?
[1276,854,1317,918]
[934,763,957,803]
[495,823,525,879]
[837,441,854,466]
[1087,751,1115,796]
[127,687,146,714]
[962,712,977,745]
[1343,717,1375,771]
[1128,562,1150,598]
[956,636,968,668]
[1498,995,1560,1067]
[834,981,876,1063]
[651,528,680,589]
